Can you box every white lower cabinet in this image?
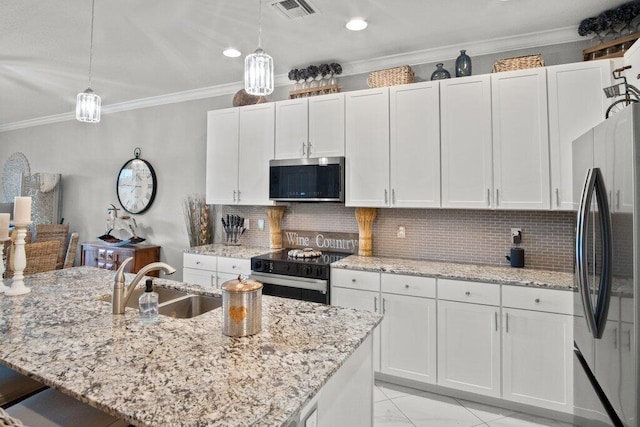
[502,286,574,413]
[380,274,437,383]
[182,254,250,289]
[437,299,501,397]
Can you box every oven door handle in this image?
[249,272,328,293]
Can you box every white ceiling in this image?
[0,0,630,128]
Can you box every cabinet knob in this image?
[404,284,409,289]
[534,298,540,303]
[196,261,201,265]
[232,265,237,269]
[351,278,356,283]
[465,291,471,296]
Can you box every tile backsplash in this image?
[218,204,576,272]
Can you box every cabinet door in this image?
[437,300,501,397]
[81,247,98,268]
[502,308,573,413]
[308,93,345,158]
[380,293,436,384]
[183,268,216,288]
[441,76,493,209]
[345,88,390,207]
[547,60,612,210]
[238,103,275,205]
[612,108,634,213]
[206,108,239,205]
[331,286,381,372]
[492,68,550,210]
[619,322,636,426]
[390,82,440,208]
[275,98,308,159]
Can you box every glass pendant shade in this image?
[245,48,274,96]
[76,88,101,123]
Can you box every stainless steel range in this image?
[250,248,351,304]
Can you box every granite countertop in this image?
[184,243,278,259]
[332,255,576,291]
[0,267,381,426]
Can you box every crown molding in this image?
[0,26,582,133]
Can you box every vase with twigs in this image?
[183,194,215,247]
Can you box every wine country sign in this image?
[282,230,359,254]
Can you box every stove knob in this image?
[253,260,262,271]
[316,267,324,277]
[305,265,313,276]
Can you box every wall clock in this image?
[116,148,157,214]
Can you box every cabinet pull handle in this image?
[534,298,540,304]
[374,296,378,312]
[495,312,498,331]
[555,188,560,207]
[233,190,236,202]
[614,328,618,349]
[465,291,471,296]
[404,284,409,289]
[237,191,241,202]
[210,274,215,287]
[392,189,396,204]
[617,190,621,210]
[626,329,632,351]
[196,261,201,265]
[384,189,388,204]
[382,298,386,314]
[487,189,491,206]
[496,189,500,206]
[232,265,237,269]
[308,141,312,156]
[351,278,356,283]
[506,312,509,333]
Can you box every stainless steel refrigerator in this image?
[572,104,638,426]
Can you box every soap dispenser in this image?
[139,279,158,324]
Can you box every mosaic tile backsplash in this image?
[217,204,577,272]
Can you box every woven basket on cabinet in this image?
[367,65,414,88]
[492,54,544,73]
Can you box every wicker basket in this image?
[492,54,544,73]
[367,65,414,88]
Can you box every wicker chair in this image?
[6,240,59,278]
[63,232,79,269]
[34,224,68,270]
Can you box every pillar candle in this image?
[13,197,32,224]
[0,213,9,239]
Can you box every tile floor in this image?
[374,381,576,427]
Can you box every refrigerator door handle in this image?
[575,168,613,339]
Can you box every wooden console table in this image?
[81,242,161,276]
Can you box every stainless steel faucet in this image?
[112,257,176,314]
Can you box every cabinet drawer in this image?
[502,285,573,315]
[381,273,436,298]
[331,268,380,292]
[438,279,500,306]
[183,253,217,271]
[217,257,250,275]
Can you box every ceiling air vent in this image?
[271,0,317,20]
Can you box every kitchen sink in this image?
[99,287,221,319]
[159,295,222,319]
[98,287,190,308]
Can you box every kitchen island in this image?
[0,267,381,426]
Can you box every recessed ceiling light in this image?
[346,18,368,31]
[223,48,242,58]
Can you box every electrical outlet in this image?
[257,219,265,231]
[397,225,406,239]
[511,228,522,244]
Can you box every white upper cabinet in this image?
[237,103,275,205]
[206,108,239,205]
[275,94,345,159]
[441,75,493,209]
[547,60,612,210]
[345,88,391,207]
[390,82,441,208]
[206,104,274,206]
[491,68,550,210]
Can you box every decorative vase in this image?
[455,50,472,77]
[430,63,451,80]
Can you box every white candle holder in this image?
[4,222,32,296]
[0,237,10,293]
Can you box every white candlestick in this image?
[4,223,31,296]
[0,237,9,293]
[0,213,8,240]
[13,197,32,224]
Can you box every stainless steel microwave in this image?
[269,157,345,202]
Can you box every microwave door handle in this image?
[592,168,613,339]
[576,168,598,338]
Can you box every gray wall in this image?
[0,40,589,280]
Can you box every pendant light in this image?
[244,0,274,96]
[76,0,101,123]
